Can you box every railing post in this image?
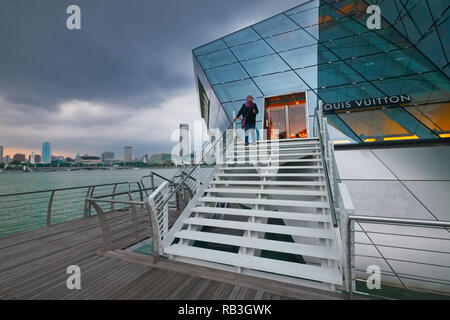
[128,192,139,241]
[84,186,94,217]
[46,190,56,227]
[111,183,118,212]
[347,217,353,299]
[145,198,161,261]
[90,200,112,250]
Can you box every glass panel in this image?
[266,29,316,52]
[205,63,249,85]
[326,113,361,143]
[295,66,317,89]
[338,109,410,141]
[318,81,383,104]
[285,0,319,16]
[197,49,236,69]
[319,61,364,87]
[253,14,299,38]
[406,102,450,136]
[268,106,287,140]
[337,107,436,141]
[350,48,435,81]
[231,40,274,61]
[223,27,261,47]
[194,39,228,56]
[253,71,307,96]
[213,79,261,103]
[280,44,317,69]
[417,30,447,70]
[288,103,308,138]
[289,7,319,27]
[372,72,450,105]
[320,17,367,41]
[241,54,290,77]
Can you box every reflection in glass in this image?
[406,102,450,137]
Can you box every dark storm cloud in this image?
[0,0,305,155]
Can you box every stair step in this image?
[236,137,319,144]
[211,180,325,186]
[216,173,324,177]
[255,159,323,163]
[191,206,332,223]
[228,152,320,159]
[199,197,330,208]
[164,245,342,285]
[205,188,327,196]
[221,166,323,170]
[232,147,320,153]
[184,217,333,239]
[174,230,339,260]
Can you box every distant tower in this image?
[42,141,52,163]
[124,146,132,162]
[0,146,3,163]
[30,152,35,164]
[179,123,190,164]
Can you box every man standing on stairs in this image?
[234,95,259,146]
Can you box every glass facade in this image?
[193,0,450,144]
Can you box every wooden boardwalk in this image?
[0,210,350,300]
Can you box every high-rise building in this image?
[123,146,132,162]
[101,151,115,162]
[41,141,51,163]
[0,146,3,163]
[34,154,41,163]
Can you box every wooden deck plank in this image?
[0,208,354,300]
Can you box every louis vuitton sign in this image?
[323,94,412,113]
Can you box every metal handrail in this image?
[0,181,138,198]
[0,180,152,237]
[347,214,450,298]
[314,108,339,228]
[349,215,450,228]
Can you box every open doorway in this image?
[263,92,308,140]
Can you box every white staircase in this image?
[162,138,344,291]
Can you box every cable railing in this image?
[0,181,153,237]
[347,215,450,299]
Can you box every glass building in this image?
[41,141,51,164]
[193,0,449,144]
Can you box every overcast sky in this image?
[0,0,304,159]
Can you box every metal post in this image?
[90,200,113,250]
[46,190,56,227]
[111,183,118,212]
[347,217,353,299]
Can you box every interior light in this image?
[333,140,351,144]
[439,133,450,138]
[383,135,419,141]
[364,138,376,142]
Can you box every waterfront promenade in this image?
[0,208,351,300]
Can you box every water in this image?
[0,168,179,237]
[0,168,178,195]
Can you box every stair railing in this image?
[144,118,238,257]
[314,101,355,291]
